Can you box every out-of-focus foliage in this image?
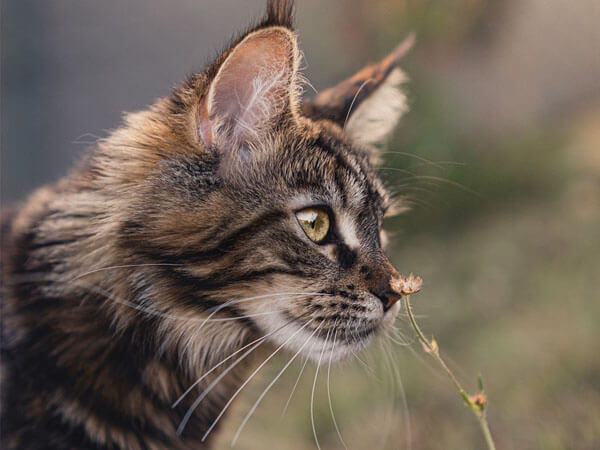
[3,1,599,449]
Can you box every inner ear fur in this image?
[197,26,300,155]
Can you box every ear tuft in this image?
[345,68,409,146]
[302,34,415,147]
[263,0,295,29]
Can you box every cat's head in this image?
[111,0,413,364]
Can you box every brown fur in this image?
[1,1,412,448]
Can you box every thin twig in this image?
[398,275,496,450]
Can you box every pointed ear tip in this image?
[388,33,417,65]
[247,26,298,54]
[255,24,295,37]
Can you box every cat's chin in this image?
[278,324,367,365]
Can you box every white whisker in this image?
[379,169,482,198]
[343,78,374,131]
[379,150,447,170]
[393,354,412,450]
[74,280,291,325]
[171,321,292,408]
[388,336,409,346]
[231,323,324,446]
[311,327,331,450]
[71,263,183,281]
[199,320,315,441]
[380,150,466,172]
[281,356,309,418]
[199,310,285,322]
[351,348,377,378]
[377,339,399,450]
[178,291,329,365]
[176,334,271,434]
[327,327,347,449]
[197,292,331,330]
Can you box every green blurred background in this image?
[3,1,600,449]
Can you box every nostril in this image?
[377,293,391,311]
[371,290,401,312]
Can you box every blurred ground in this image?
[3,1,600,449]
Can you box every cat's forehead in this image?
[262,126,390,216]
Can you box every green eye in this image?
[296,207,330,243]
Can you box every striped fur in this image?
[0,1,411,448]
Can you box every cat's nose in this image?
[366,256,403,311]
[373,284,402,311]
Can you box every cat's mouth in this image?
[285,322,379,363]
[258,295,400,364]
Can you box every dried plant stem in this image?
[403,294,496,450]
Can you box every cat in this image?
[0,0,414,448]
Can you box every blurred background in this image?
[2,0,600,448]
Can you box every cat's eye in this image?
[295,207,330,243]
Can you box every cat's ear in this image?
[197,26,299,165]
[302,34,414,147]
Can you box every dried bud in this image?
[393,273,423,295]
[421,335,439,355]
[430,336,439,355]
[469,392,487,411]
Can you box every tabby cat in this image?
[0,1,414,448]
